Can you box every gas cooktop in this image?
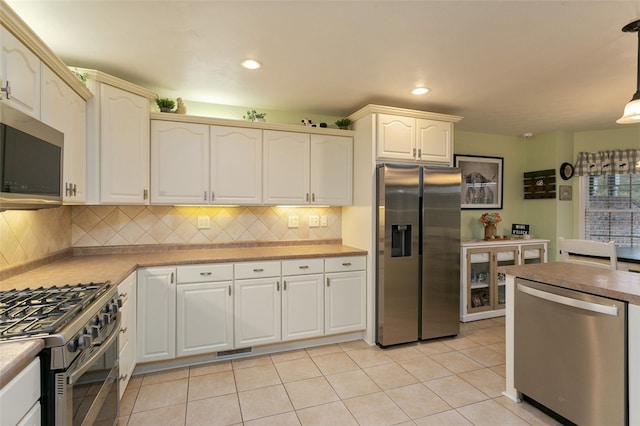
[0,282,111,341]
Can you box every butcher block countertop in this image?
[500,262,640,305]
[0,243,367,291]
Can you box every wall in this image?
[71,205,341,247]
[0,207,71,271]
[454,131,525,241]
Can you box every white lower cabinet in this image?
[176,264,234,356]
[234,261,282,347]
[118,272,136,399]
[281,259,325,341]
[324,256,367,334]
[0,357,40,426]
[137,267,176,363]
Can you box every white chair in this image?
[558,237,617,270]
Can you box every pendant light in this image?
[617,19,640,124]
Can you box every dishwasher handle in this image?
[517,283,619,316]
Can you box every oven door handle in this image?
[69,316,120,385]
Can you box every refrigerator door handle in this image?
[517,283,619,316]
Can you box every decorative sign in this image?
[512,224,530,235]
[523,169,556,199]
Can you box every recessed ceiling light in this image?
[242,59,262,70]
[411,87,429,95]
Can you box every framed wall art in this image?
[454,154,504,209]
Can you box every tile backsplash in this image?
[0,207,72,270]
[71,205,342,247]
[0,205,342,272]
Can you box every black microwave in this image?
[0,103,64,211]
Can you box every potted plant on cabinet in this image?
[335,118,352,130]
[156,97,176,113]
[244,110,267,122]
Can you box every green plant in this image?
[244,109,266,121]
[71,68,88,85]
[156,97,176,111]
[335,118,352,129]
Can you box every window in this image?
[584,174,640,247]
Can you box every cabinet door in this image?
[325,271,366,334]
[310,135,353,205]
[137,268,175,363]
[176,281,234,356]
[494,246,517,308]
[210,126,262,205]
[1,28,40,118]
[282,274,324,341]
[376,114,415,160]
[520,243,546,265]
[263,131,310,204]
[151,120,209,204]
[416,119,452,164]
[99,84,150,204]
[466,248,492,314]
[118,273,136,399]
[234,277,281,347]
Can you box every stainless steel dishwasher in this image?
[514,278,627,426]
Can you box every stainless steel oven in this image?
[0,282,122,426]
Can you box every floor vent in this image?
[216,347,253,359]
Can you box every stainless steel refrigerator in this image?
[376,163,461,347]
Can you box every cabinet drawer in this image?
[522,249,542,259]
[496,251,516,262]
[469,253,490,263]
[325,256,365,273]
[235,261,281,279]
[282,258,324,276]
[177,264,234,283]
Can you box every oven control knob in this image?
[78,333,92,350]
[102,312,112,325]
[109,301,119,314]
[91,315,101,326]
[90,325,100,339]
[66,339,78,353]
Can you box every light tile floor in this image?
[119,318,561,425]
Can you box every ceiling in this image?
[6,0,640,136]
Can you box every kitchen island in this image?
[499,262,640,425]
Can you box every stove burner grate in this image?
[0,282,110,340]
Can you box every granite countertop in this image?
[500,262,640,305]
[0,339,44,388]
[0,244,367,291]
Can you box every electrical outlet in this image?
[309,215,320,227]
[197,216,210,229]
[288,216,299,228]
[320,216,328,227]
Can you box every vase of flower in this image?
[479,212,502,240]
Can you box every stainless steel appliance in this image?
[0,282,122,425]
[376,163,460,346]
[0,102,64,211]
[514,278,627,425]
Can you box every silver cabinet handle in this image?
[200,272,212,276]
[342,262,352,267]
[283,281,287,291]
[72,184,77,196]
[170,272,174,284]
[1,80,11,99]
[253,268,264,272]
[143,189,148,200]
[412,148,416,158]
[228,285,231,296]
[119,374,128,381]
[211,191,215,201]
[517,283,619,316]
[306,193,309,202]
[119,292,128,298]
[204,191,207,201]
[120,327,128,334]
[312,193,315,202]
[276,281,280,291]
[326,278,330,287]
[299,265,309,270]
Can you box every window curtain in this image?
[574,149,640,176]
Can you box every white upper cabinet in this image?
[310,134,353,205]
[263,130,310,205]
[264,131,353,205]
[41,65,86,202]
[416,118,453,164]
[151,120,209,204]
[83,70,154,205]
[1,27,40,118]
[210,126,262,205]
[376,112,454,165]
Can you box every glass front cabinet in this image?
[461,240,548,322]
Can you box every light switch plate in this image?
[309,215,320,227]
[320,216,328,227]
[288,216,299,228]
